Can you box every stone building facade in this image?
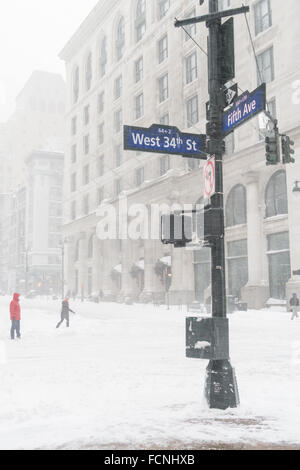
[60,0,300,308]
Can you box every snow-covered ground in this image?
[0,296,300,450]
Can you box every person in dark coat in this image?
[290,293,299,320]
[10,293,21,340]
[56,298,75,329]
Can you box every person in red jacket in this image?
[10,293,21,340]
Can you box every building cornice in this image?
[59,0,120,62]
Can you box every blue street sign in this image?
[124,124,207,159]
[223,83,266,136]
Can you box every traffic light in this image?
[161,213,192,248]
[265,130,280,166]
[282,135,295,164]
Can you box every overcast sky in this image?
[0,0,99,122]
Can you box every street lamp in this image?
[60,238,68,300]
[292,181,300,193]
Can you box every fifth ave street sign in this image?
[223,83,266,136]
[124,124,207,159]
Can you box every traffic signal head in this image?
[282,135,295,164]
[265,132,280,166]
[161,213,192,248]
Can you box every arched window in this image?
[88,235,94,258]
[99,37,107,78]
[73,66,79,103]
[158,0,170,19]
[226,185,247,227]
[85,53,92,91]
[136,0,146,42]
[116,17,125,61]
[265,171,288,218]
[75,240,80,262]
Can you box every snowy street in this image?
[0,297,300,450]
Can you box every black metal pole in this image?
[204,0,239,409]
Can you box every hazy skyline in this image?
[0,0,99,122]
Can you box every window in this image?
[85,52,92,91]
[71,145,77,164]
[48,255,60,265]
[115,145,122,167]
[50,203,62,217]
[185,9,196,41]
[265,171,288,218]
[98,155,104,176]
[99,37,107,78]
[218,0,230,11]
[259,98,276,141]
[136,167,145,186]
[188,158,199,171]
[84,105,90,125]
[135,93,144,119]
[267,232,291,300]
[71,201,76,221]
[83,165,89,185]
[98,186,104,204]
[160,113,169,125]
[71,173,76,192]
[267,98,277,120]
[136,0,146,42]
[135,57,143,82]
[158,35,168,63]
[114,109,122,133]
[73,66,79,103]
[98,123,104,145]
[98,92,104,114]
[227,239,248,299]
[186,52,197,84]
[71,117,77,136]
[255,0,272,35]
[186,95,199,127]
[158,74,168,103]
[116,17,125,60]
[160,155,170,175]
[115,178,122,197]
[226,185,247,227]
[257,47,274,85]
[224,132,235,157]
[88,235,94,258]
[158,0,170,19]
[114,75,122,100]
[84,134,90,155]
[83,195,89,215]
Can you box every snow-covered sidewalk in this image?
[0,297,300,450]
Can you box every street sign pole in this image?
[204,0,239,409]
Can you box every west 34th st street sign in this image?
[124,124,207,159]
[223,83,266,136]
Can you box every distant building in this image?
[0,71,66,294]
[6,70,66,187]
[3,150,64,295]
[59,0,300,308]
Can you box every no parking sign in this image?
[204,156,215,199]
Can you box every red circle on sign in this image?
[204,158,215,198]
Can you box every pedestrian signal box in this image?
[186,317,229,360]
[161,213,192,248]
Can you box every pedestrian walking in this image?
[10,293,21,340]
[290,293,299,320]
[56,297,76,329]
